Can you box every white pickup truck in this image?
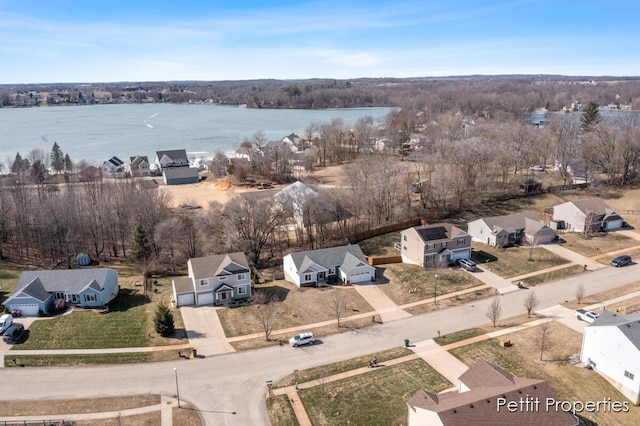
[575,309,599,323]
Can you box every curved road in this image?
[2,263,637,425]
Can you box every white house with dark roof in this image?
[2,269,119,316]
[467,213,556,247]
[580,310,640,405]
[154,149,190,173]
[407,359,578,425]
[129,155,151,177]
[283,244,375,287]
[102,156,126,178]
[172,252,251,307]
[553,198,624,233]
[400,223,471,267]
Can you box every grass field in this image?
[520,264,587,286]
[358,232,399,257]
[266,394,300,426]
[5,349,187,367]
[471,244,570,278]
[299,359,450,426]
[560,232,639,257]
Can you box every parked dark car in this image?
[2,323,24,344]
[610,255,632,267]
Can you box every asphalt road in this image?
[2,263,637,426]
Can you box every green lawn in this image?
[0,264,27,304]
[299,359,451,426]
[13,289,184,350]
[358,232,400,257]
[433,327,485,346]
[5,349,185,367]
[471,244,569,278]
[560,232,639,257]
[520,264,586,286]
[275,347,413,388]
[380,264,483,305]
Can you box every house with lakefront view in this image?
[172,252,252,307]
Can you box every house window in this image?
[303,274,312,281]
[403,246,407,251]
[328,268,335,275]
[624,370,635,380]
[425,255,433,262]
[427,244,434,250]
[199,279,208,286]
[403,235,407,241]
[85,294,96,302]
[457,239,465,246]
[237,274,245,280]
[218,276,227,281]
[237,286,247,295]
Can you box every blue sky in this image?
[1,1,638,84]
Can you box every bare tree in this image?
[327,289,350,328]
[521,234,539,262]
[538,321,552,361]
[250,291,280,341]
[523,291,539,318]
[486,297,502,327]
[575,283,585,304]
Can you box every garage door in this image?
[177,293,195,307]
[451,250,471,262]
[605,220,623,230]
[349,271,372,284]
[197,292,214,306]
[7,303,39,317]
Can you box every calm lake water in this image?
[0,103,394,165]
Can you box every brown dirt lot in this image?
[217,280,374,338]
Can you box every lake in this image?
[0,103,395,166]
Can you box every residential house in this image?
[163,167,199,185]
[172,252,251,307]
[407,359,578,425]
[467,214,556,247]
[154,149,190,173]
[2,269,119,316]
[274,181,319,230]
[129,155,151,177]
[553,198,624,233]
[400,223,471,267]
[72,165,102,182]
[580,310,640,405]
[102,156,126,179]
[283,244,375,287]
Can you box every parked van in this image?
[0,314,13,335]
[2,323,24,344]
[457,258,477,272]
[610,255,632,267]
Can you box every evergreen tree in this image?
[581,102,601,133]
[11,152,24,174]
[154,302,175,336]
[63,153,73,172]
[129,224,152,263]
[50,142,65,173]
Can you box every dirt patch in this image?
[403,287,495,315]
[560,232,638,257]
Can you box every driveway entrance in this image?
[179,306,236,356]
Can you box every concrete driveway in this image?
[179,306,235,356]
[0,316,39,365]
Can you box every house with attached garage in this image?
[400,223,472,268]
[2,269,119,316]
[467,213,556,247]
[580,309,640,405]
[407,359,578,425]
[102,156,126,179]
[552,198,624,233]
[154,149,190,173]
[283,244,375,287]
[172,252,252,307]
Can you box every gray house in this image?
[552,198,624,233]
[172,252,252,307]
[163,167,199,185]
[283,244,375,287]
[154,149,190,173]
[467,213,556,247]
[400,223,472,267]
[2,269,119,316]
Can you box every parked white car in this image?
[575,309,599,323]
[530,165,545,172]
[0,314,13,335]
[289,332,316,347]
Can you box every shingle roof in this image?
[589,310,640,351]
[17,277,51,302]
[172,277,194,295]
[14,269,115,294]
[288,245,369,272]
[156,149,189,166]
[407,360,578,426]
[479,214,546,235]
[570,198,612,215]
[413,223,468,243]
[189,252,250,280]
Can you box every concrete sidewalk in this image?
[409,339,468,386]
[467,267,520,294]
